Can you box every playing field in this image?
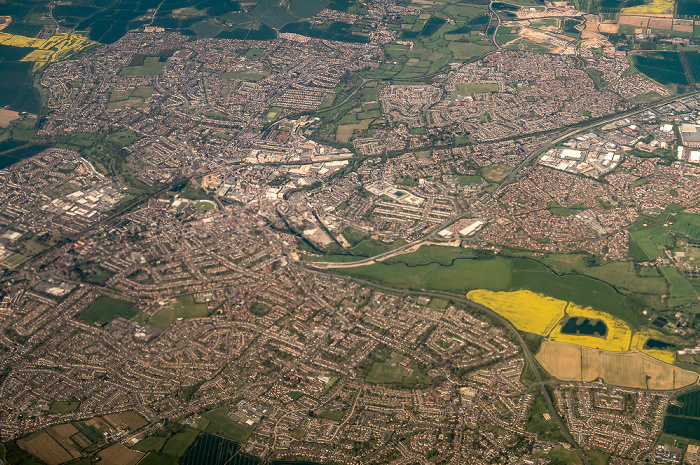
[537,341,697,390]
[468,289,566,335]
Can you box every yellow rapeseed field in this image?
[622,0,674,14]
[467,289,567,336]
[549,303,632,352]
[642,349,676,364]
[0,31,91,71]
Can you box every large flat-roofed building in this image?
[681,124,700,148]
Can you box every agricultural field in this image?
[179,434,253,465]
[133,436,167,453]
[621,0,674,14]
[161,428,200,457]
[536,340,698,390]
[18,431,78,465]
[78,296,138,324]
[632,51,689,86]
[98,443,144,465]
[468,289,567,335]
[660,267,698,307]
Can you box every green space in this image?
[632,51,689,86]
[148,294,210,329]
[660,267,697,307]
[336,246,638,327]
[450,83,499,100]
[200,407,255,442]
[318,410,345,421]
[161,427,200,457]
[194,201,216,212]
[458,175,483,186]
[221,70,270,81]
[49,400,80,413]
[139,453,178,465]
[527,393,566,442]
[630,226,670,260]
[366,362,406,383]
[120,57,167,76]
[249,301,271,316]
[78,296,138,324]
[133,436,167,453]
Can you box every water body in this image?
[645,338,672,350]
[560,317,608,337]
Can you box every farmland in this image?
[468,289,567,335]
[536,341,698,390]
[632,52,689,86]
[621,0,674,14]
[548,304,632,352]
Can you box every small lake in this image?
[560,317,608,337]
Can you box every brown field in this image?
[648,17,673,29]
[98,444,144,465]
[0,109,19,127]
[618,15,649,27]
[45,427,81,460]
[50,423,79,438]
[673,20,694,32]
[537,340,699,390]
[598,23,619,33]
[18,432,74,465]
[103,411,148,430]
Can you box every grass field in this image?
[450,83,498,99]
[161,428,200,457]
[468,289,566,335]
[195,201,216,212]
[138,453,177,465]
[78,296,138,324]
[660,267,698,307]
[120,57,167,76]
[49,400,80,413]
[366,362,406,383]
[220,70,270,81]
[630,227,669,260]
[148,295,210,329]
[318,410,345,421]
[537,340,697,390]
[200,407,254,443]
[133,436,166,453]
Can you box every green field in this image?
[337,246,638,327]
[161,428,200,456]
[318,410,345,421]
[630,226,670,260]
[660,267,697,307]
[366,362,406,383]
[120,57,167,76]
[458,175,483,186]
[49,400,80,413]
[449,83,498,99]
[220,70,270,81]
[200,407,255,443]
[133,436,167,453]
[194,201,216,212]
[149,295,210,329]
[78,296,138,324]
[671,213,700,241]
[138,453,178,465]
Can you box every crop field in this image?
[622,0,674,13]
[18,431,77,465]
[664,416,700,441]
[98,444,144,465]
[78,296,138,324]
[133,436,167,453]
[139,454,178,465]
[536,341,698,390]
[660,267,698,307]
[467,289,566,335]
[103,411,147,430]
[0,31,91,71]
[179,434,255,465]
[633,52,689,86]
